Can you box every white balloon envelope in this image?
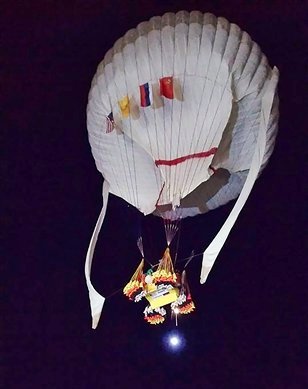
[86,11,279,328]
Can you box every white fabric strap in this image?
[85,181,110,328]
[200,68,279,284]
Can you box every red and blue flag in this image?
[139,83,152,107]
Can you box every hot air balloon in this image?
[86,11,279,328]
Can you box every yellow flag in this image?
[118,95,130,118]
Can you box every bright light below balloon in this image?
[169,335,180,347]
[163,331,186,353]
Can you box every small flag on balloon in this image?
[105,112,114,133]
[118,95,130,118]
[139,82,152,107]
[160,76,174,99]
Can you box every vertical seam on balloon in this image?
[145,25,164,197]
[171,18,190,207]
[229,28,258,168]
[110,53,135,206]
[230,87,267,171]
[159,18,168,204]
[146,20,163,196]
[160,23,168,203]
[100,72,124,199]
[186,18,232,193]
[186,18,238,194]
[180,15,218,195]
[241,44,263,97]
[122,45,139,209]
[180,15,216,193]
[148,20,165,201]
[170,23,176,205]
[178,16,205,199]
[122,41,139,209]
[101,63,130,202]
[135,28,161,199]
[198,17,230,155]
[233,33,254,97]
[228,91,264,173]
[98,71,124,200]
[111,56,134,205]
[182,16,204,197]
[172,16,189,206]
[168,20,176,205]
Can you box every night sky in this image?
[2,1,307,388]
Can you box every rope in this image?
[105,287,125,299]
[173,219,182,267]
[184,250,195,268]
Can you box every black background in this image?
[2,1,307,388]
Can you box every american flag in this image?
[105,112,114,133]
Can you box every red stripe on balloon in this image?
[155,147,217,166]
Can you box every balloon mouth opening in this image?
[154,205,182,220]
